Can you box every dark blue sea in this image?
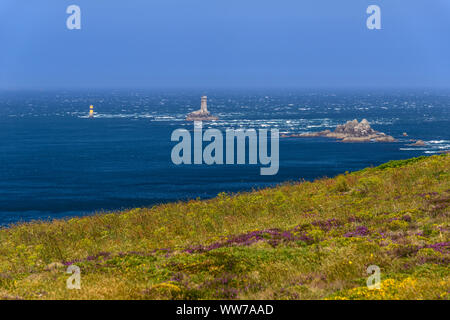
[0,90,449,226]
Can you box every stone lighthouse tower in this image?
[186,96,219,121]
[201,96,208,113]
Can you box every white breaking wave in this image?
[401,138,450,155]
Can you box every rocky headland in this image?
[284,119,397,142]
[1,154,449,300]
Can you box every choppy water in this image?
[0,90,449,225]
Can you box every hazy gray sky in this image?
[1,0,450,89]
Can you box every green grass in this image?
[0,154,449,300]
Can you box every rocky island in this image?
[186,96,219,121]
[285,119,396,142]
[407,139,426,146]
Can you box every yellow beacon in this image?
[89,105,94,118]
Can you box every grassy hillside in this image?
[0,154,449,300]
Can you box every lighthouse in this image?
[200,96,208,113]
[89,105,94,118]
[185,96,219,121]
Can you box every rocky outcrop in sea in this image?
[284,119,397,142]
[407,140,426,146]
[186,96,219,121]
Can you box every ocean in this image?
[0,90,449,226]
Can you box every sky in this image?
[1,0,450,89]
